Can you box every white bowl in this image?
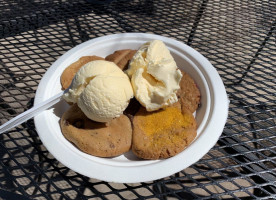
[34,33,228,183]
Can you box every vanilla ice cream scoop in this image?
[63,60,133,122]
[126,40,182,111]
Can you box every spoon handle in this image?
[0,90,66,134]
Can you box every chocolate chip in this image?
[109,143,115,148]
[73,119,85,128]
[65,120,69,126]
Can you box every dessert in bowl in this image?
[34,33,228,183]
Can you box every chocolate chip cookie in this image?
[60,104,132,157]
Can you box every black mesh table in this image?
[0,0,275,199]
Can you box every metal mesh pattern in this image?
[0,0,275,199]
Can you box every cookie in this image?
[123,98,141,119]
[60,56,104,90]
[177,70,201,113]
[60,104,132,158]
[132,103,197,159]
[105,49,137,70]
